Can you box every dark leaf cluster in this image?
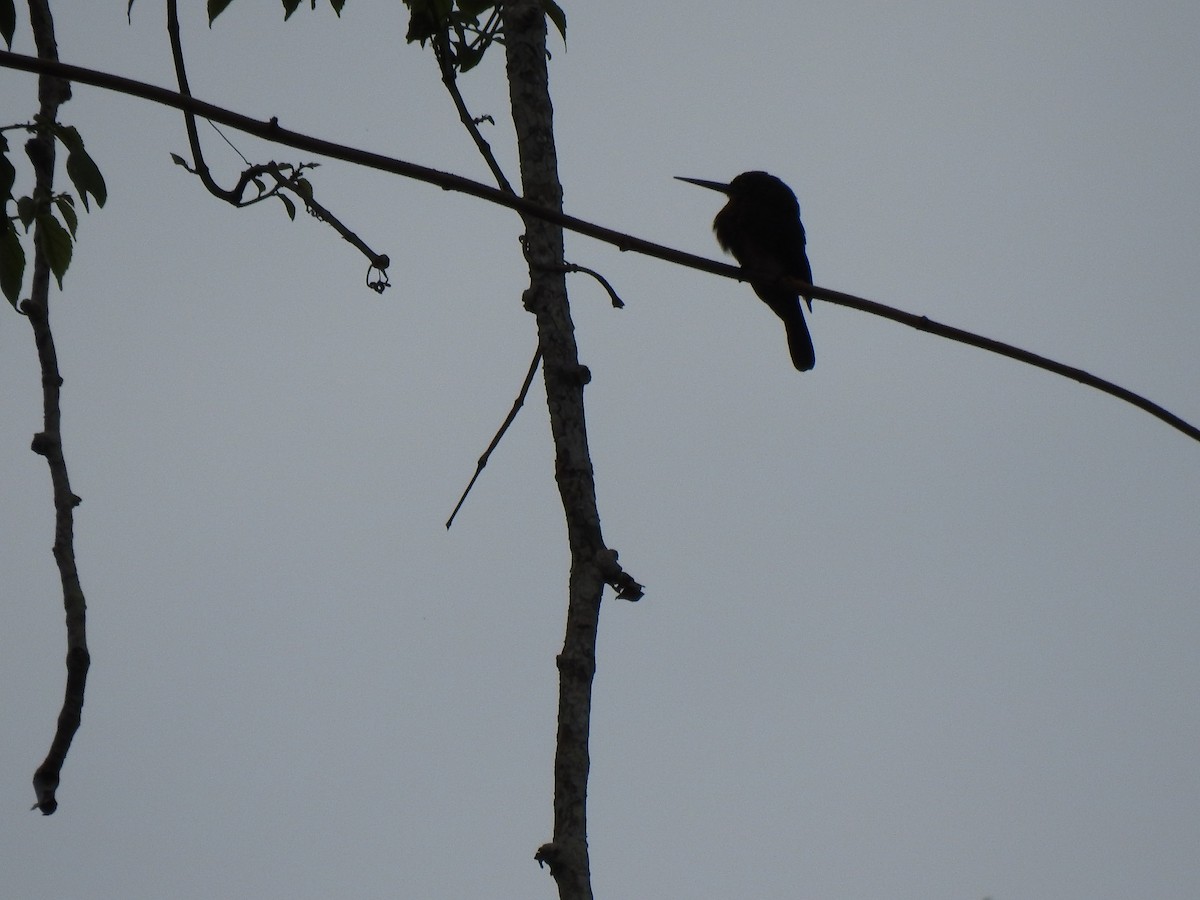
[404,0,564,74]
[209,0,346,25]
[0,0,14,50]
[128,0,346,26]
[0,118,107,306]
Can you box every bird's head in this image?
[675,171,798,216]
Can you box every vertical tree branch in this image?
[500,3,637,898]
[23,0,91,816]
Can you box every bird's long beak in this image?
[674,176,730,194]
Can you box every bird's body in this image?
[677,171,815,371]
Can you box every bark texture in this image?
[502,3,606,898]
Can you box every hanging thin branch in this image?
[22,0,91,817]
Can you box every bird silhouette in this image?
[676,171,815,371]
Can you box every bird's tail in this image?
[783,306,815,372]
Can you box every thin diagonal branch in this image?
[273,164,391,273]
[435,28,544,527]
[23,0,91,817]
[445,347,542,529]
[806,281,1200,443]
[434,29,514,195]
[0,50,1195,443]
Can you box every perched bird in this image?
[676,171,815,371]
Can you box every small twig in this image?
[265,163,391,274]
[522,243,625,309]
[446,347,542,529]
[562,262,624,308]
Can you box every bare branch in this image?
[166,0,236,203]
[445,347,542,530]
[164,3,390,279]
[268,163,391,274]
[433,29,515,195]
[562,262,624,309]
[0,49,722,270]
[433,28,544,526]
[0,50,1194,443]
[806,281,1200,443]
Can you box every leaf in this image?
[541,0,566,43]
[282,0,302,19]
[0,219,24,307]
[54,125,108,211]
[329,0,346,15]
[16,195,35,229]
[278,193,296,221]
[35,213,72,291]
[404,0,439,45]
[170,152,188,168]
[55,195,79,238]
[208,0,236,25]
[0,0,15,50]
[458,0,497,16]
[456,40,485,74]
[0,140,15,200]
[65,148,107,212]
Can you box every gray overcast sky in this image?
[2,2,1198,898]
